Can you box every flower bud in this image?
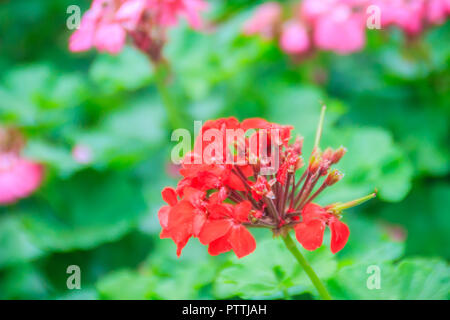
[295,156,304,171]
[292,136,304,155]
[331,146,347,164]
[318,159,331,176]
[251,176,273,200]
[322,147,334,161]
[326,191,377,214]
[308,151,321,174]
[325,169,344,186]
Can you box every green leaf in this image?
[0,64,87,127]
[24,139,81,177]
[328,258,449,300]
[336,215,405,264]
[213,238,337,299]
[379,183,450,260]
[89,46,153,92]
[0,215,44,269]
[97,270,153,300]
[0,264,49,299]
[321,126,413,203]
[21,171,148,251]
[67,95,165,168]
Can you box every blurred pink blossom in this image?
[69,0,207,55]
[383,223,408,242]
[115,0,147,30]
[69,0,128,54]
[244,0,450,58]
[426,0,450,24]
[374,0,450,34]
[280,21,310,54]
[314,4,366,54]
[147,0,208,29]
[301,0,336,24]
[389,0,425,35]
[243,2,282,39]
[0,153,43,204]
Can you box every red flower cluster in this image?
[159,110,375,258]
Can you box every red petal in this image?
[276,162,288,185]
[158,205,170,228]
[161,187,178,206]
[209,187,228,204]
[166,200,195,244]
[294,220,325,251]
[198,219,232,245]
[192,212,207,237]
[207,203,234,219]
[241,118,269,130]
[160,226,190,257]
[160,228,171,239]
[233,201,252,223]
[225,172,247,191]
[301,203,328,222]
[164,200,196,257]
[329,218,350,254]
[183,187,205,206]
[175,236,190,257]
[208,235,232,256]
[175,177,192,196]
[228,225,256,258]
[237,165,254,177]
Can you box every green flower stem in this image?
[282,233,332,300]
[154,62,184,130]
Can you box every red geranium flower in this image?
[159,108,375,258]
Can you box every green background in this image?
[0,0,448,299]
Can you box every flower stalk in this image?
[154,62,185,130]
[282,233,332,300]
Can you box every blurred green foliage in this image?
[0,0,448,299]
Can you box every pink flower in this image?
[301,0,337,24]
[147,0,208,29]
[70,0,207,55]
[280,20,310,54]
[426,0,450,24]
[373,0,426,35]
[313,4,366,54]
[69,0,128,54]
[394,0,426,35]
[116,0,147,30]
[243,2,282,39]
[0,153,43,204]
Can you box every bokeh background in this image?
[0,0,449,299]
